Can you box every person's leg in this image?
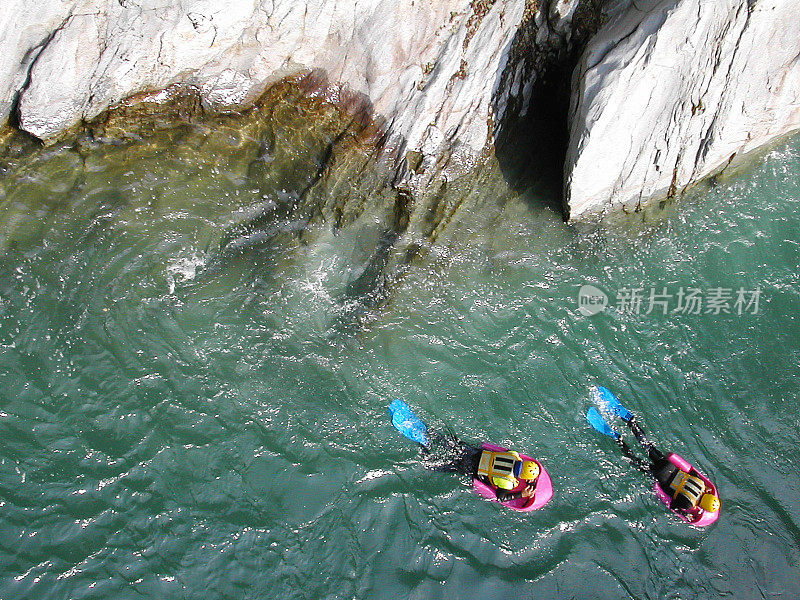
[624,417,666,464]
[627,417,665,456]
[647,445,665,463]
[616,438,651,473]
[456,444,482,476]
[626,417,647,443]
[421,434,478,473]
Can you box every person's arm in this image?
[496,489,522,502]
[496,483,535,502]
[669,494,693,513]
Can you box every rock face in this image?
[0,0,74,125]
[565,0,800,219]
[0,0,589,187]
[3,0,799,221]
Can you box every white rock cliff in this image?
[566,0,800,219]
[2,1,583,178]
[1,0,799,219]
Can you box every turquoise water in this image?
[0,123,799,600]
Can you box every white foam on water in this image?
[297,256,338,306]
[166,252,207,294]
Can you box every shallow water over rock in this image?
[0,100,798,599]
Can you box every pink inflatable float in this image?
[653,453,720,527]
[472,443,553,512]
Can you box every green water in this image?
[0,117,799,600]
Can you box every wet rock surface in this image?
[3,1,587,169]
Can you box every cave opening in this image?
[493,1,608,222]
[495,57,576,222]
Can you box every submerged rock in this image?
[565,0,800,219]
[0,75,545,333]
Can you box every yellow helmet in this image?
[517,460,540,481]
[699,493,720,513]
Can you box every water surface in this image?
[0,121,798,599]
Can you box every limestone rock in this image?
[0,0,75,124]
[565,0,800,219]
[9,0,797,222]
[3,0,560,176]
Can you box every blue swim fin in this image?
[388,399,430,447]
[587,407,621,440]
[594,386,633,422]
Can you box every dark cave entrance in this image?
[493,0,607,222]
[494,58,575,221]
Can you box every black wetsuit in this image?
[421,435,533,501]
[618,418,695,513]
[492,481,533,502]
[650,453,695,512]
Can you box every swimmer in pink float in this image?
[587,387,720,526]
[389,399,552,511]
